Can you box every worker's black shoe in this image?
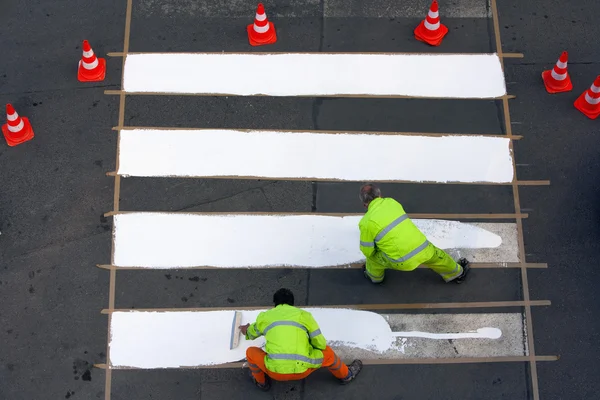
[454,258,471,284]
[340,360,363,385]
[249,371,271,391]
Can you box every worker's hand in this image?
[239,323,250,335]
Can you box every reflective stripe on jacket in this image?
[359,197,432,269]
[245,305,327,374]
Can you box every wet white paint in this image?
[117,129,514,183]
[109,308,394,368]
[109,309,508,368]
[391,327,502,340]
[122,53,506,98]
[112,213,502,268]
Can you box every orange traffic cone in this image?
[247,3,277,46]
[414,0,448,46]
[78,40,106,82]
[574,76,600,119]
[2,104,35,147]
[542,51,573,93]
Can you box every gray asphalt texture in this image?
[1,0,599,399]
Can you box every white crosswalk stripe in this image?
[117,129,514,183]
[122,53,506,98]
[112,213,510,268]
[108,309,524,368]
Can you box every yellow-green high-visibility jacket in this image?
[245,304,327,374]
[359,197,432,270]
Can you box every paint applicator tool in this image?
[229,311,243,350]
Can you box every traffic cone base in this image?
[541,70,573,93]
[78,57,106,82]
[247,22,277,46]
[574,92,600,120]
[414,21,448,46]
[2,117,35,147]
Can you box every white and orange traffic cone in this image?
[574,76,600,119]
[247,3,277,46]
[414,0,448,46]
[78,40,106,82]
[542,51,573,93]
[2,104,35,147]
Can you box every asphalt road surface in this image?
[1,0,599,399]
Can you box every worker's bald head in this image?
[273,288,294,307]
[359,183,382,206]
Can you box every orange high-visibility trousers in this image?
[246,346,349,384]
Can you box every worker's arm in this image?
[303,311,327,350]
[359,220,377,258]
[244,322,262,340]
[243,312,266,340]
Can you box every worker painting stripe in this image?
[122,53,506,98]
[108,310,526,368]
[117,129,514,183]
[112,213,508,268]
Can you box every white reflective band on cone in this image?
[6,112,18,121]
[425,20,440,30]
[8,120,24,132]
[591,84,600,94]
[556,60,567,68]
[551,70,567,80]
[585,93,600,104]
[253,23,269,33]
[82,59,99,69]
[83,49,94,58]
[428,11,439,18]
[255,13,266,21]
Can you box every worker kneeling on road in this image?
[358,183,471,284]
[240,288,363,391]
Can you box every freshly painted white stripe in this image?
[7,120,24,133]
[108,310,523,368]
[122,53,506,98]
[391,327,501,339]
[446,222,519,263]
[117,129,514,183]
[112,213,503,268]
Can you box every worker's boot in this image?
[362,264,383,284]
[249,370,271,391]
[339,360,363,385]
[454,258,471,284]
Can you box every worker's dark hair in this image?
[273,288,294,306]
[359,183,382,205]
